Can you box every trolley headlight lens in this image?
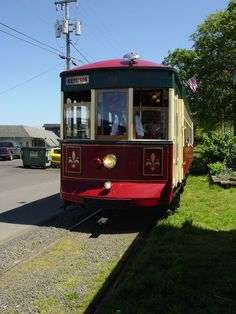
[103,154,117,169]
[104,181,112,190]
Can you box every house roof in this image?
[0,125,59,147]
[43,123,60,128]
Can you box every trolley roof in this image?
[64,58,168,72]
[60,56,183,96]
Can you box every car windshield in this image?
[54,149,61,154]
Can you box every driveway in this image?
[0,159,63,244]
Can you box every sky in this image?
[0,0,229,127]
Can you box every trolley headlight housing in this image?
[103,154,117,169]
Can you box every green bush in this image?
[190,154,208,175]
[202,132,236,170]
[208,161,227,175]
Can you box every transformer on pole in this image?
[54,0,80,70]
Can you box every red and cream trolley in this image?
[59,53,193,210]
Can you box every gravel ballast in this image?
[0,212,140,314]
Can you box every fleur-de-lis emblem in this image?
[146,153,160,171]
[68,150,79,168]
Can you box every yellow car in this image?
[50,147,61,167]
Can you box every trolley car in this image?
[60,53,193,210]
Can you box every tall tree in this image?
[163,0,236,134]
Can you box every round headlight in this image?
[103,154,117,169]
[104,181,112,189]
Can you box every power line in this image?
[0,28,62,57]
[0,21,63,55]
[0,63,63,95]
[15,0,51,26]
[70,41,90,63]
[0,27,82,67]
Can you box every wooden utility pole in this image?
[54,0,80,70]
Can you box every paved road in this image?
[0,159,63,244]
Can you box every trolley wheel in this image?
[169,196,177,212]
[176,194,181,208]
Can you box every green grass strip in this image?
[103,176,236,314]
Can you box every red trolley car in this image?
[60,53,193,210]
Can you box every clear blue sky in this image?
[0,0,229,127]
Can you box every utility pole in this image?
[54,0,81,70]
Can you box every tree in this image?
[163,0,236,134]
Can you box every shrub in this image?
[202,132,236,170]
[208,161,227,175]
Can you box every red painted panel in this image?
[61,180,169,207]
[66,146,81,173]
[61,142,174,206]
[62,143,170,182]
[183,145,194,175]
[143,148,163,176]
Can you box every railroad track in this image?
[0,207,104,276]
[85,207,162,314]
[0,205,164,314]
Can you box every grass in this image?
[103,176,236,314]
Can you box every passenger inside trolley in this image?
[97,90,128,137]
[63,88,168,140]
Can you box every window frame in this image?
[95,89,129,140]
[63,101,91,139]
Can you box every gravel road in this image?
[0,208,148,313]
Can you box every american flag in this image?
[187,75,198,92]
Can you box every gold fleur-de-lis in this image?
[68,150,79,168]
[146,153,160,171]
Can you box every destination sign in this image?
[65,75,89,85]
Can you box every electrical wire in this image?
[0,21,63,55]
[79,2,120,55]
[0,28,62,57]
[0,63,63,95]
[70,41,90,63]
[0,20,90,65]
[15,0,51,26]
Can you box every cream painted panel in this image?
[91,89,95,140]
[168,88,175,140]
[128,88,133,140]
[178,99,184,182]
[60,92,64,139]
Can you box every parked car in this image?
[50,147,61,167]
[0,141,22,160]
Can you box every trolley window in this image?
[63,91,91,139]
[133,89,168,139]
[95,89,128,139]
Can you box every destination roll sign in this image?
[65,75,89,85]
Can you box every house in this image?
[0,125,60,148]
[43,124,60,137]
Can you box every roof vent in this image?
[123,52,140,65]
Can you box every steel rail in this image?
[0,208,103,277]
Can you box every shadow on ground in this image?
[87,219,236,314]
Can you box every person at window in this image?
[144,120,163,139]
[110,114,119,135]
[110,109,127,136]
[135,114,144,138]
